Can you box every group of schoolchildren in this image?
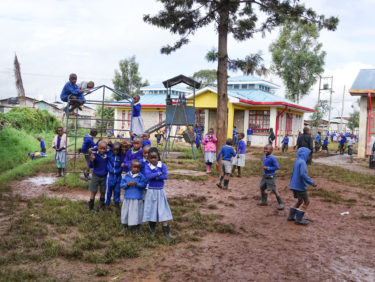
[81,133,174,238]
[203,127,316,225]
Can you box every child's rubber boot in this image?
[287,207,297,221]
[88,199,95,213]
[237,167,241,178]
[230,166,235,177]
[62,168,66,176]
[118,224,128,235]
[295,209,310,225]
[162,225,175,239]
[136,224,143,234]
[149,222,156,236]
[206,164,211,173]
[99,198,105,211]
[216,176,224,189]
[223,179,229,190]
[257,193,268,206]
[276,196,284,210]
[57,168,62,177]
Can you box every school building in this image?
[349,69,375,158]
[113,76,315,147]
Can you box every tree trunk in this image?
[216,0,230,155]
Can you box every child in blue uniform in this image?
[119,159,148,233]
[246,128,253,146]
[37,137,46,153]
[105,142,122,207]
[142,147,174,238]
[257,144,284,210]
[131,95,145,137]
[141,146,150,174]
[123,137,143,172]
[231,133,245,177]
[81,128,99,180]
[281,134,289,152]
[142,133,151,148]
[60,73,86,113]
[322,137,329,153]
[88,141,108,212]
[52,127,69,177]
[216,138,236,190]
[288,147,317,225]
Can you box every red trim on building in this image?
[238,99,315,112]
[106,104,166,108]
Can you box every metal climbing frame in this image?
[161,75,201,160]
[63,85,133,180]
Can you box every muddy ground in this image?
[6,163,375,281]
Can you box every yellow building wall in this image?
[195,90,218,109]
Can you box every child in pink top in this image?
[201,128,217,173]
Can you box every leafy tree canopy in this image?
[112,56,149,100]
[310,99,329,128]
[347,110,359,133]
[192,69,217,87]
[270,20,326,103]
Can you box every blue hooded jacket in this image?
[289,147,315,191]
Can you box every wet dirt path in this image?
[7,172,375,281]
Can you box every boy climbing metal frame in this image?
[161,75,201,160]
[63,85,133,181]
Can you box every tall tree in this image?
[270,21,326,103]
[310,100,329,128]
[112,56,149,100]
[347,110,359,133]
[13,54,26,106]
[192,69,217,87]
[144,0,338,150]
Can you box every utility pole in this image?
[339,85,346,133]
[327,76,334,134]
[317,76,322,104]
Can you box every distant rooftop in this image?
[349,69,375,95]
[141,83,192,93]
[228,75,279,89]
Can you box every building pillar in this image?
[227,103,234,138]
[204,109,209,134]
[358,96,368,158]
[244,110,249,135]
[114,108,119,137]
[270,106,277,133]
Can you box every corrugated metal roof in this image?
[350,69,375,91]
[228,89,298,105]
[141,83,191,92]
[228,75,279,88]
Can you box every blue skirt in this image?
[142,189,173,222]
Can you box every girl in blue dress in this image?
[131,95,145,137]
[142,147,174,238]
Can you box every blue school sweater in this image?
[289,147,315,191]
[247,129,253,135]
[142,139,151,147]
[120,172,148,200]
[89,153,108,177]
[237,140,246,154]
[141,158,149,175]
[282,137,289,144]
[132,103,141,117]
[82,134,97,153]
[60,81,86,103]
[216,145,236,162]
[143,161,168,190]
[123,148,143,172]
[263,154,279,175]
[106,150,122,175]
[323,139,328,146]
[40,140,46,150]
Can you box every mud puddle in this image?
[23,175,57,185]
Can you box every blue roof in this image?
[141,83,191,92]
[350,69,375,91]
[228,89,301,106]
[228,75,279,88]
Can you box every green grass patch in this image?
[0,194,234,271]
[56,173,89,189]
[310,188,342,203]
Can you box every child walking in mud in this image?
[52,127,69,177]
[119,159,148,234]
[216,138,236,190]
[142,147,174,238]
[287,147,317,225]
[201,128,217,173]
[257,144,284,210]
[88,141,108,212]
[231,132,246,177]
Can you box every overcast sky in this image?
[1,0,374,117]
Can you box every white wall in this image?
[358,96,368,158]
